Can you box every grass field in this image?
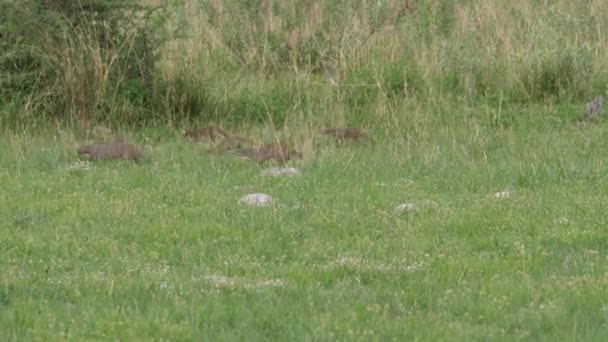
[2,101,608,340]
[2,0,608,340]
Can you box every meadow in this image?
[2,0,608,340]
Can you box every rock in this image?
[261,167,302,177]
[239,193,274,207]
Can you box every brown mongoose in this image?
[321,128,368,143]
[184,125,256,143]
[77,142,142,161]
[237,142,302,164]
[185,125,257,155]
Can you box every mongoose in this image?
[237,142,302,164]
[321,128,368,143]
[77,142,142,161]
[185,125,256,154]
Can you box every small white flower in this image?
[246,279,287,289]
[204,274,236,288]
[261,167,302,177]
[394,203,417,214]
[240,193,274,207]
[423,200,439,208]
[66,159,93,171]
[494,190,514,199]
[159,281,173,291]
[232,185,255,190]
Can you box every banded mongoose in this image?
[185,125,256,154]
[237,142,302,164]
[321,128,368,143]
[77,142,142,161]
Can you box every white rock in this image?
[494,190,514,199]
[261,167,302,177]
[394,203,417,214]
[239,193,274,207]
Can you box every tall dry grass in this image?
[153,0,608,130]
[3,0,608,129]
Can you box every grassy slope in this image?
[2,103,608,340]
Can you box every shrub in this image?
[0,0,177,127]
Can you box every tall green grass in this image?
[2,2,608,339]
[156,0,608,127]
[2,0,607,129]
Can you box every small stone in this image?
[239,193,274,207]
[261,167,302,177]
[494,190,514,199]
[394,203,417,214]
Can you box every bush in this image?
[0,1,47,96]
[0,0,177,127]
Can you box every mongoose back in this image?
[77,142,142,161]
[321,128,368,143]
[185,125,257,154]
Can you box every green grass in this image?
[2,102,608,340]
[2,0,608,339]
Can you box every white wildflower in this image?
[239,193,274,207]
[261,167,302,177]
